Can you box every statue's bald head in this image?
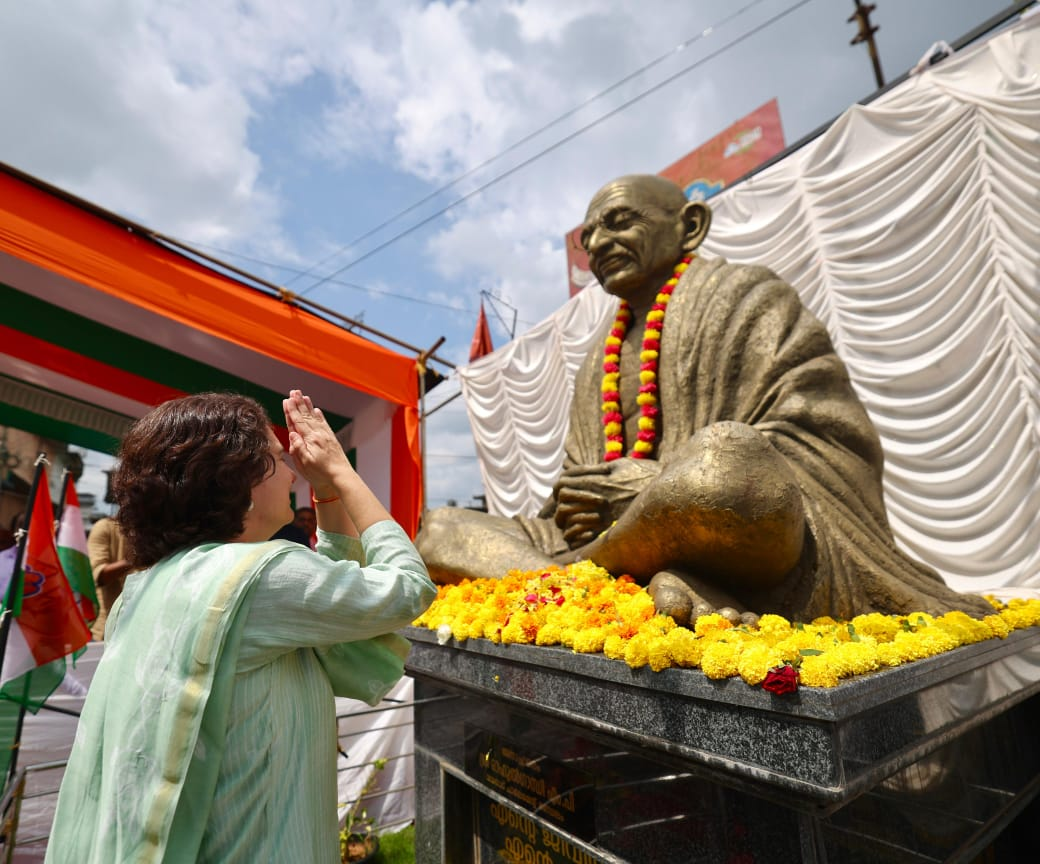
[587,174,689,219]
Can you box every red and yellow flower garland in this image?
[601,256,692,461]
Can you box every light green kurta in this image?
[46,521,435,864]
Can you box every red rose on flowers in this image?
[762,664,799,695]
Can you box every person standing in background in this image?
[86,516,130,641]
[271,506,317,547]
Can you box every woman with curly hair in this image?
[46,390,436,863]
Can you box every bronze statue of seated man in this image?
[416,174,989,625]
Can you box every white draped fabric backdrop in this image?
[458,15,1040,595]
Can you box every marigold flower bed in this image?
[412,561,1040,690]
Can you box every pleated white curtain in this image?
[457,14,1040,593]
[459,285,616,517]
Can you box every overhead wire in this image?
[170,239,491,315]
[282,0,775,290]
[297,0,814,296]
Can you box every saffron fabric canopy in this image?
[0,164,422,536]
[459,13,1040,594]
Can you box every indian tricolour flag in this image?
[57,480,99,626]
[0,467,92,687]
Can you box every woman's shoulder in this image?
[164,539,304,576]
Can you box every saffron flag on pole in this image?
[0,469,91,687]
[469,299,494,363]
[57,480,99,626]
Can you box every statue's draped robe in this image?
[523,256,983,620]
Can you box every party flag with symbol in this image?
[57,480,99,626]
[0,468,91,687]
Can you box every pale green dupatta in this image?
[46,539,410,864]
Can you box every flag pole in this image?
[56,469,71,524]
[417,337,446,519]
[7,676,31,784]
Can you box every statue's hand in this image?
[554,458,663,547]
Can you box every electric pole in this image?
[849,0,885,89]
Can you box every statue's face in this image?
[580,180,683,301]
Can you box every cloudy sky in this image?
[0,0,1015,510]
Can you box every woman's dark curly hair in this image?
[112,392,276,568]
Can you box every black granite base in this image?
[406,626,1040,863]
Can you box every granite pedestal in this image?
[406,625,1040,863]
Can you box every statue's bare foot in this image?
[647,569,758,628]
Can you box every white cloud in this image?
[504,0,600,44]
[0,0,292,246]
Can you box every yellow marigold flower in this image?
[892,626,957,661]
[756,614,792,639]
[875,642,904,668]
[774,630,825,661]
[638,614,675,638]
[601,377,619,393]
[450,617,473,642]
[624,633,654,669]
[799,655,839,688]
[638,416,656,431]
[636,392,656,405]
[737,642,778,686]
[499,622,525,644]
[646,309,665,323]
[999,606,1031,630]
[663,627,704,668]
[983,594,1005,610]
[812,616,839,628]
[606,440,624,453]
[694,613,733,638]
[850,612,899,643]
[619,590,655,613]
[984,614,1011,639]
[638,370,656,385]
[604,335,622,347]
[674,262,689,273]
[570,560,611,580]
[603,634,627,661]
[701,640,742,680]
[536,623,563,646]
[648,637,673,672]
[934,611,991,645]
[1000,599,1040,629]
[572,628,607,654]
[639,350,659,362]
[828,640,879,678]
[604,421,622,436]
[558,607,588,631]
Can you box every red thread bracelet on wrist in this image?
[312,494,340,504]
